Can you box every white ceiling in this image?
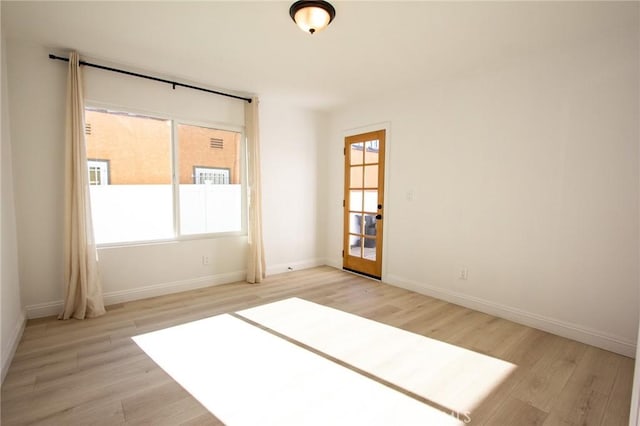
[2,1,637,110]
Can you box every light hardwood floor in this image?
[1,266,633,425]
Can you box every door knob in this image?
[376,214,382,220]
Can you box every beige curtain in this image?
[60,52,106,319]
[245,97,266,283]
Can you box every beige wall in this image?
[1,29,25,381]
[6,39,249,317]
[324,27,639,356]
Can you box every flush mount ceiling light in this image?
[289,0,336,35]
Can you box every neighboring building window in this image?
[85,108,244,244]
[193,167,230,185]
[87,160,109,185]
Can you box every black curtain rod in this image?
[48,54,252,103]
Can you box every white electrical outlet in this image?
[459,268,468,280]
[202,256,211,265]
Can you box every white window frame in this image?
[85,104,247,247]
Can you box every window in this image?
[177,123,242,236]
[87,160,109,185]
[193,167,230,185]
[85,108,244,245]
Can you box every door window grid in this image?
[348,138,380,261]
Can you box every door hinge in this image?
[343,147,346,155]
[342,250,344,257]
[342,199,345,207]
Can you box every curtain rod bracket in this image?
[48,53,252,103]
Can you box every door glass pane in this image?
[349,190,363,212]
[349,213,363,235]
[350,142,364,165]
[364,165,378,188]
[364,140,380,164]
[350,166,363,188]
[363,214,377,237]
[364,190,378,213]
[349,234,362,258]
[363,237,376,260]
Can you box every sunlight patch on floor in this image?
[133,313,463,425]
[238,298,517,415]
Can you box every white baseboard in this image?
[103,270,246,306]
[324,257,342,269]
[25,270,246,319]
[2,309,26,383]
[266,258,325,276]
[24,264,632,357]
[387,274,636,357]
[24,300,62,320]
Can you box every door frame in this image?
[341,122,391,281]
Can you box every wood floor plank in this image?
[471,329,552,425]
[125,396,214,425]
[484,397,548,426]
[542,381,609,426]
[178,412,224,426]
[511,336,586,412]
[121,381,193,422]
[23,399,126,426]
[568,346,621,394]
[0,266,633,425]
[600,356,634,426]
